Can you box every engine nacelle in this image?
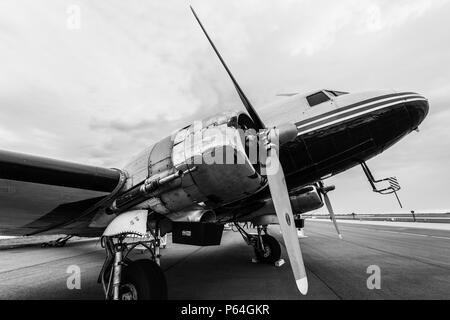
[121,111,263,216]
[172,112,264,206]
[234,185,324,225]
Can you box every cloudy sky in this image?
[1,0,449,213]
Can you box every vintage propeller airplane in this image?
[0,7,429,299]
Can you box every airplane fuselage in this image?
[271,90,429,190]
[117,89,428,223]
[0,89,429,236]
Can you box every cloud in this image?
[0,0,449,211]
[356,0,442,33]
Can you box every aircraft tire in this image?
[254,234,281,264]
[120,259,168,300]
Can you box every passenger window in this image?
[306,91,330,107]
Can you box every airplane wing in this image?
[0,150,124,237]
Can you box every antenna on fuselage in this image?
[276,93,299,97]
[190,6,265,131]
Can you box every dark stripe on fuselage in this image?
[294,92,417,128]
[297,96,423,133]
[280,101,417,191]
[0,150,120,192]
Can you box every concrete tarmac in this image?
[0,220,449,300]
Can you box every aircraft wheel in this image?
[254,235,281,264]
[120,259,167,300]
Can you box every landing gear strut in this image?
[98,226,167,300]
[234,223,281,264]
[41,235,74,248]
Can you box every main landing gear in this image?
[41,235,74,248]
[234,223,281,264]
[99,211,167,300]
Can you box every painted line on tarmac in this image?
[311,220,450,240]
[351,227,450,241]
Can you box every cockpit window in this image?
[307,91,330,107]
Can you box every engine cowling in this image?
[234,185,324,225]
[120,111,264,216]
[172,112,264,205]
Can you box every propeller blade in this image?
[323,191,343,240]
[190,6,265,130]
[265,129,308,295]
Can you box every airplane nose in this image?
[405,93,429,130]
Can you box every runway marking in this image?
[311,220,450,241]
[429,235,450,240]
[342,227,450,241]
[375,230,450,240]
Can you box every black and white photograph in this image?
[0,0,449,307]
